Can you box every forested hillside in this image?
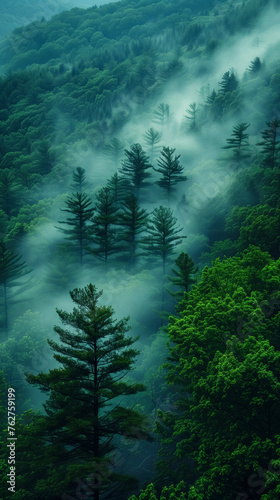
[0,0,117,37]
[0,0,280,498]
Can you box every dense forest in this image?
[1,0,280,498]
[0,0,117,37]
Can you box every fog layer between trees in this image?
[1,0,280,499]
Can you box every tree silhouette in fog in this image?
[88,187,119,261]
[120,143,153,193]
[154,147,187,201]
[0,240,31,333]
[56,192,94,267]
[140,206,186,274]
[119,194,148,261]
[257,117,280,168]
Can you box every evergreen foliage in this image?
[140,207,186,274]
[119,194,148,261]
[25,284,148,500]
[120,144,153,193]
[257,117,280,168]
[0,241,30,332]
[56,192,94,266]
[222,122,251,163]
[88,187,119,261]
[154,147,187,199]
[167,252,198,300]
[70,166,88,193]
[184,102,199,131]
[247,56,262,73]
[153,103,172,127]
[1,0,280,498]
[143,127,162,162]
[218,70,238,94]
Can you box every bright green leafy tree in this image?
[157,247,280,498]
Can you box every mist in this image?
[0,0,279,498]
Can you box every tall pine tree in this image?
[0,240,31,334]
[119,194,148,261]
[140,207,186,274]
[154,147,187,201]
[222,122,251,164]
[56,192,94,267]
[88,187,119,261]
[120,143,152,194]
[26,284,148,500]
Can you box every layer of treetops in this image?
[1,0,280,498]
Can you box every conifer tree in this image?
[0,240,30,333]
[103,138,125,167]
[143,127,162,162]
[153,103,172,127]
[257,117,280,168]
[35,141,55,175]
[119,194,148,260]
[167,252,198,300]
[206,89,217,105]
[247,56,261,73]
[120,143,152,193]
[222,122,251,163]
[88,187,119,261]
[140,207,186,274]
[106,172,131,206]
[154,147,187,200]
[70,166,88,193]
[218,70,238,94]
[0,169,20,218]
[185,102,199,131]
[26,284,148,500]
[57,192,94,266]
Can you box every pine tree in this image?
[153,103,172,127]
[35,141,55,175]
[70,166,89,193]
[143,127,162,162]
[0,169,20,218]
[257,117,280,168]
[247,56,261,73]
[222,122,251,163]
[26,284,148,500]
[154,147,187,200]
[119,194,148,261]
[106,172,131,206]
[88,187,119,261]
[218,71,238,94]
[185,102,199,131]
[167,252,198,300]
[140,207,186,274]
[103,138,125,167]
[0,241,31,333]
[120,143,152,193]
[206,89,217,105]
[56,192,94,266]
